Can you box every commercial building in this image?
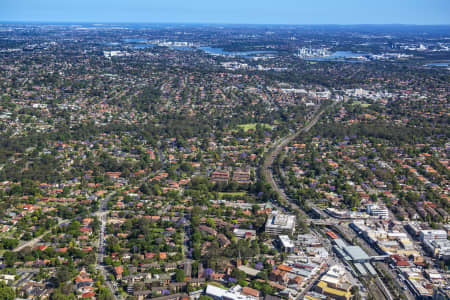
[265,212,296,236]
[419,230,447,242]
[423,239,450,259]
[297,234,321,247]
[314,265,353,300]
[279,235,295,253]
[366,204,389,219]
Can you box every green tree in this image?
[0,281,15,300]
[3,251,16,267]
[175,269,185,282]
[55,266,72,285]
[98,287,115,300]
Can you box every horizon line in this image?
[1,21,450,26]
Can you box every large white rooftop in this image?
[279,235,295,248]
[205,285,258,300]
[265,212,296,230]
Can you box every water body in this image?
[106,38,277,56]
[122,38,148,43]
[104,42,121,46]
[109,42,371,63]
[306,51,369,62]
[127,43,277,57]
[425,61,450,67]
[132,44,156,49]
[199,46,277,57]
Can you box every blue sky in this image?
[1,0,449,25]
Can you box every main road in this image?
[263,105,323,216]
[13,218,67,252]
[95,192,120,300]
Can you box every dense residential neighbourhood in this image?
[0,23,448,300]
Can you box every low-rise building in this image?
[233,228,256,239]
[205,284,258,300]
[279,235,295,253]
[211,171,230,183]
[314,265,353,300]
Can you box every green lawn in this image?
[209,282,226,289]
[352,101,370,108]
[237,123,273,132]
[218,192,247,197]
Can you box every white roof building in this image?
[279,235,295,253]
[205,285,258,300]
[265,212,296,236]
[279,235,295,248]
[233,228,256,238]
[367,204,389,219]
[321,265,349,287]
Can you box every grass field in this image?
[352,101,370,108]
[218,192,247,197]
[237,123,272,132]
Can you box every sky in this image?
[1,0,450,25]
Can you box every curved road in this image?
[13,218,67,252]
[263,106,324,216]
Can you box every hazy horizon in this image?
[1,21,450,26]
[2,0,450,25]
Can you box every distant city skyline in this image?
[1,0,450,25]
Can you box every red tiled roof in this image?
[277,264,292,272]
[114,266,124,275]
[242,287,260,297]
[81,292,95,298]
